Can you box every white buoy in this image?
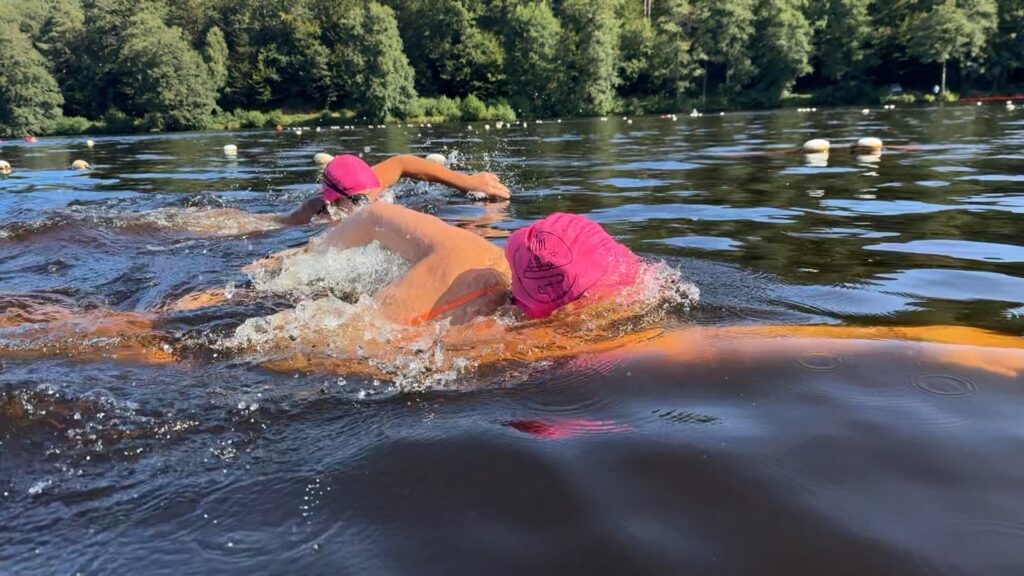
[295,129,303,136]
[719,112,725,116]
[85,139,95,148]
[861,108,870,115]
[495,121,504,129]
[314,152,334,167]
[425,153,447,166]
[0,160,11,175]
[855,137,883,152]
[803,138,830,153]
[977,101,983,106]
[70,159,91,170]
[600,117,608,121]
[805,151,829,167]
[626,119,633,125]
[223,144,238,156]
[811,107,817,112]
[856,153,882,164]
[484,124,491,131]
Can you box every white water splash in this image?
[249,241,409,301]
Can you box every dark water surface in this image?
[2,107,1024,574]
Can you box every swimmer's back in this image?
[317,203,511,325]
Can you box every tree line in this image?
[1,0,1022,137]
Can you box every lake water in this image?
[2,107,1024,574]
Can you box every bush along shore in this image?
[2,0,1023,138]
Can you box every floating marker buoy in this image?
[70,159,90,170]
[85,139,95,148]
[855,137,883,152]
[977,101,982,106]
[861,108,870,114]
[805,151,829,167]
[803,138,830,153]
[600,117,608,121]
[425,153,446,166]
[856,153,882,164]
[557,119,562,123]
[719,112,725,116]
[314,152,334,167]
[276,124,284,132]
[495,121,504,129]
[484,124,491,131]
[0,160,11,175]
[626,119,633,125]
[223,144,238,156]
[295,129,303,136]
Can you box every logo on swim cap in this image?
[514,231,576,303]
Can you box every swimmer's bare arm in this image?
[272,196,326,226]
[245,203,454,273]
[372,155,510,199]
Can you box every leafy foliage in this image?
[0,22,64,136]
[2,0,1024,135]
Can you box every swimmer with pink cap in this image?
[273,153,510,226]
[256,199,641,326]
[506,213,639,318]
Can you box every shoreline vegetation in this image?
[2,0,1023,138]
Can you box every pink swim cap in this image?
[322,154,380,202]
[505,213,640,319]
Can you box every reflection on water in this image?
[2,106,1024,573]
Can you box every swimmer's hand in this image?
[465,172,510,200]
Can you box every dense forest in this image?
[1,0,1023,136]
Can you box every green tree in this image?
[809,0,873,82]
[617,13,656,96]
[504,1,565,115]
[988,0,1024,88]
[0,23,65,136]
[204,26,229,93]
[386,0,504,98]
[118,10,220,129]
[282,8,334,108]
[324,2,417,121]
[218,0,294,110]
[691,0,757,102]
[561,0,622,115]
[747,0,813,105]
[904,0,998,93]
[648,0,700,101]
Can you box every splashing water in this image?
[249,241,409,301]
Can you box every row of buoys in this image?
[797,107,818,113]
[0,158,91,173]
[802,137,884,154]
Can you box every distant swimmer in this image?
[274,154,510,226]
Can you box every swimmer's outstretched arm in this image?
[244,203,459,274]
[273,196,327,226]
[372,155,510,199]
